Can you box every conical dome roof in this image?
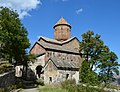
[54,17,71,28]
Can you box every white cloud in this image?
[19,11,31,19]
[76,8,83,14]
[0,0,42,19]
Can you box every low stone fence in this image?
[0,70,15,88]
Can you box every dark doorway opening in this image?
[66,74,69,80]
[36,65,43,78]
[49,77,52,83]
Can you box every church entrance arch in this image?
[36,65,43,78]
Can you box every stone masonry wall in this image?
[45,50,82,66]
[44,59,79,84]
[30,43,46,55]
[0,70,15,88]
[62,38,80,52]
[54,25,71,41]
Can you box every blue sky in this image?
[1,0,120,62]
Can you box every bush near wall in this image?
[0,63,13,74]
[60,79,104,92]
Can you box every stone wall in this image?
[44,59,79,84]
[44,60,58,84]
[58,70,79,84]
[54,25,71,41]
[0,70,15,88]
[30,43,46,55]
[45,50,82,65]
[62,38,80,52]
[29,54,46,79]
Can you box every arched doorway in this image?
[36,65,43,78]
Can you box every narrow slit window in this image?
[49,77,52,82]
[66,74,69,80]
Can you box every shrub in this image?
[0,63,13,74]
[60,79,104,92]
[35,81,44,86]
[0,88,4,92]
[0,85,16,92]
[61,79,76,88]
[15,83,25,89]
[61,79,77,92]
[7,85,17,92]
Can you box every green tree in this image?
[79,31,119,86]
[0,7,30,64]
[98,51,119,86]
[80,60,98,85]
[80,31,108,71]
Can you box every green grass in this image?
[39,85,105,92]
[39,85,68,92]
[38,79,118,92]
[38,79,104,92]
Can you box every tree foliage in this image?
[80,31,119,86]
[0,7,30,64]
[98,51,119,85]
[80,60,98,85]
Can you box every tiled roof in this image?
[39,36,62,44]
[37,36,80,54]
[30,36,80,54]
[39,36,78,45]
[49,57,80,69]
[37,40,79,54]
[54,17,71,28]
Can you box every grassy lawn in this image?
[38,85,68,92]
[38,84,105,92]
[37,80,119,92]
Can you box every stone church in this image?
[29,18,82,84]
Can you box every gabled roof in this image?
[54,17,71,28]
[44,57,80,70]
[30,36,80,54]
[39,36,80,45]
[37,41,79,54]
[39,36,62,45]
